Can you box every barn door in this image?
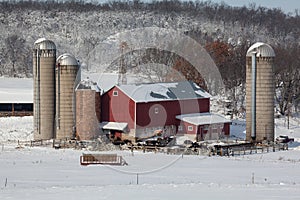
[197,126,203,142]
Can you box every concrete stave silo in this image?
[33,38,56,140]
[55,53,80,140]
[246,42,275,142]
[75,79,101,140]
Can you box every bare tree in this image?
[4,34,29,77]
[274,44,300,115]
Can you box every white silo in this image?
[55,53,80,140]
[246,42,275,142]
[33,38,56,140]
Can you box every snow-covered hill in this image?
[2,2,298,77]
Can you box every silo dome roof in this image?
[34,38,56,50]
[57,53,79,66]
[246,42,275,57]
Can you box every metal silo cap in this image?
[34,38,56,50]
[57,53,79,66]
[246,42,275,57]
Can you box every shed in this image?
[176,113,231,141]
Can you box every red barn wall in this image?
[136,98,209,128]
[176,120,231,141]
[101,87,135,129]
[224,123,230,135]
[176,120,197,135]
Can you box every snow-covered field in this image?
[0,116,300,199]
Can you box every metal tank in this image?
[75,79,101,140]
[33,38,56,140]
[55,53,80,140]
[246,42,275,142]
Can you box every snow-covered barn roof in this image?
[116,81,211,103]
[0,78,33,103]
[176,112,231,126]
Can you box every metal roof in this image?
[176,112,231,125]
[100,122,128,132]
[246,42,275,57]
[57,53,79,66]
[117,81,211,103]
[34,38,56,50]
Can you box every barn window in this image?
[113,91,118,96]
[203,125,209,130]
[212,124,218,133]
[188,126,193,131]
[178,125,183,131]
[154,107,159,114]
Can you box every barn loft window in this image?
[188,126,193,131]
[113,91,118,96]
[154,107,159,114]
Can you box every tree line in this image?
[1,0,299,39]
[205,40,300,117]
[0,0,299,116]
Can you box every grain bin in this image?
[246,42,275,142]
[33,38,56,140]
[75,79,101,140]
[55,53,80,140]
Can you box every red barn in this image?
[101,81,230,141]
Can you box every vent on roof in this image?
[150,91,167,99]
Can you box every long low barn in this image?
[0,78,33,117]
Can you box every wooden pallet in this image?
[80,153,127,166]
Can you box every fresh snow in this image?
[0,77,33,103]
[0,115,299,199]
[0,116,33,142]
[0,77,299,199]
